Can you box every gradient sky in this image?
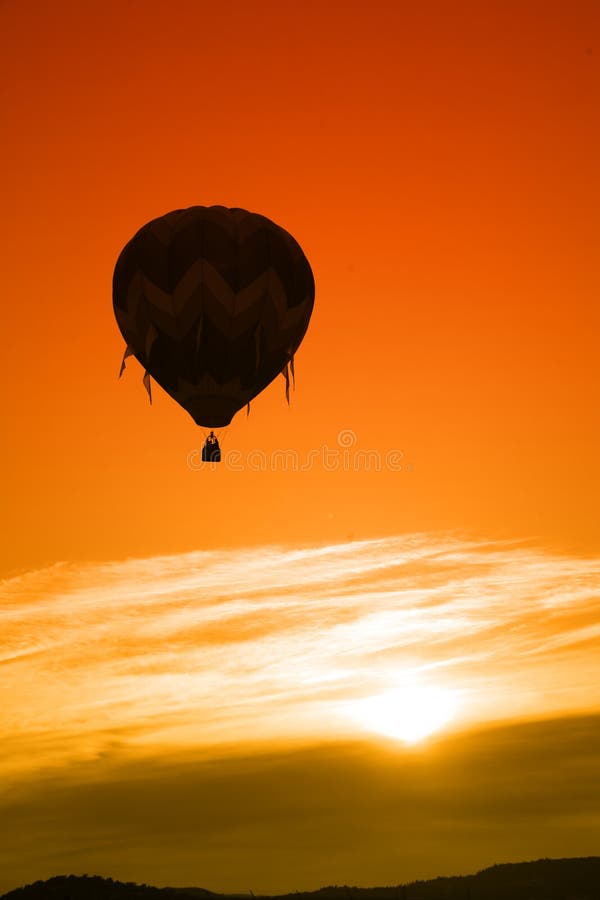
[2,0,600,895]
[2,536,600,893]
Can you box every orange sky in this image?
[2,0,599,574]
[2,536,600,892]
[2,0,600,894]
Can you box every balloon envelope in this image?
[113,206,315,426]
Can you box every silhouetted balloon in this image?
[113,206,314,427]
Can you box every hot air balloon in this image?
[113,206,314,433]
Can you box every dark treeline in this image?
[0,878,214,900]
[2,858,600,900]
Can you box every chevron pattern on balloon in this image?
[113,205,314,427]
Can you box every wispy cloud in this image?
[2,535,599,777]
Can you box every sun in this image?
[347,685,460,744]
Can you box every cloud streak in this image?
[2,535,600,778]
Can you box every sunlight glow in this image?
[2,536,600,776]
[348,685,461,744]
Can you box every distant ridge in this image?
[2,858,600,900]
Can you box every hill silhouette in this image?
[2,859,599,900]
